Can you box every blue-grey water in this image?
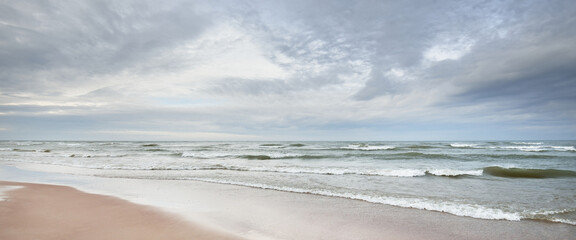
[1,141,575,225]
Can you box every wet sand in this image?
[0,181,242,240]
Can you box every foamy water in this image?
[1,140,575,224]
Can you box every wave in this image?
[341,144,395,151]
[211,166,482,178]
[260,143,284,147]
[492,146,576,152]
[186,177,525,221]
[289,143,306,147]
[467,153,558,159]
[528,208,576,225]
[72,163,484,178]
[402,145,437,149]
[426,169,483,177]
[449,143,576,152]
[242,155,275,160]
[511,142,543,145]
[245,154,331,160]
[183,178,575,225]
[390,152,453,159]
[68,153,128,158]
[86,164,230,171]
[141,144,160,147]
[180,152,230,158]
[483,166,576,178]
[144,148,168,152]
[12,149,37,152]
[450,143,479,148]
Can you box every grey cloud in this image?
[353,66,407,100]
[439,2,576,106]
[209,64,351,96]
[0,0,211,94]
[231,1,503,100]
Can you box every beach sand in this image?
[0,181,242,240]
[1,164,575,240]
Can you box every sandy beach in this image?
[1,164,575,240]
[0,181,242,240]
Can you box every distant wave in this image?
[341,144,395,151]
[141,144,160,147]
[200,166,482,178]
[449,143,479,148]
[401,145,438,149]
[492,146,576,152]
[450,143,576,152]
[483,166,576,179]
[144,148,168,152]
[181,152,332,160]
[258,143,307,148]
[259,143,283,147]
[467,153,558,159]
[77,164,485,178]
[289,143,306,147]
[390,152,453,159]
[68,153,129,158]
[511,142,543,145]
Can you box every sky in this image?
[1,0,575,141]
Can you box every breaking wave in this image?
[186,177,525,222]
[341,144,395,151]
[483,166,576,179]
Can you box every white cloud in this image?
[424,36,476,62]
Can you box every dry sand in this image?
[0,181,242,240]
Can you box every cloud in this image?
[92,130,260,141]
[1,0,575,140]
[0,0,211,95]
[428,1,576,128]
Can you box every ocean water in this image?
[1,140,575,225]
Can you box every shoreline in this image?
[0,180,242,240]
[1,163,575,239]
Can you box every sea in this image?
[1,140,575,225]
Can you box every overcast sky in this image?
[1,0,575,141]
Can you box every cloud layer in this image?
[1,0,575,140]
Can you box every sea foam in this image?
[187,177,523,221]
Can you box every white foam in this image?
[494,145,575,152]
[551,146,576,151]
[237,166,427,177]
[181,152,229,158]
[212,166,486,178]
[525,208,576,225]
[512,142,543,145]
[426,169,483,177]
[371,169,426,177]
[450,143,478,148]
[187,177,523,221]
[266,153,304,158]
[497,146,546,152]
